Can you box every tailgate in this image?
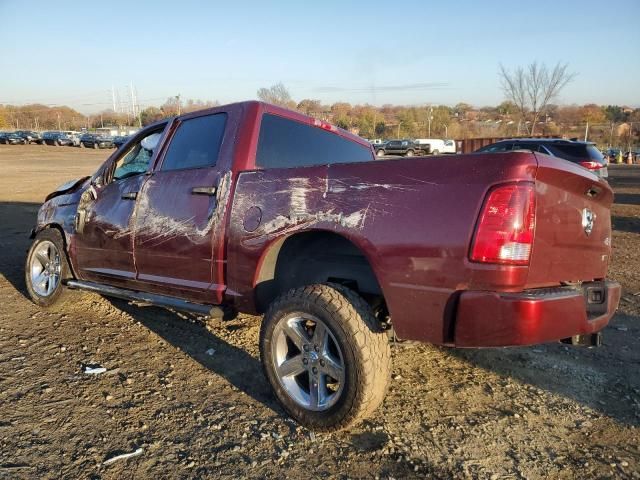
[527,153,614,286]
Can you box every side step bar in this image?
[65,280,224,319]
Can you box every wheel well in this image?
[254,231,384,313]
[39,223,77,279]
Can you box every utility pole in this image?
[427,106,433,137]
[57,112,61,131]
[112,85,117,112]
[372,111,376,138]
[176,94,181,116]
[584,121,589,141]
[609,123,615,148]
[130,81,136,119]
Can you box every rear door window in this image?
[256,114,373,168]
[161,113,227,171]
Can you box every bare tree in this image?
[499,62,575,135]
[257,82,294,108]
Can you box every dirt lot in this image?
[0,145,638,479]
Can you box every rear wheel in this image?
[405,149,414,157]
[432,149,440,155]
[25,229,72,308]
[260,284,391,431]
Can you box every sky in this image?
[0,0,638,114]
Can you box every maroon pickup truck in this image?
[26,101,621,431]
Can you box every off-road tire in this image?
[25,228,72,308]
[260,283,391,431]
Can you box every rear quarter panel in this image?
[226,152,538,344]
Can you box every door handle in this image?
[191,186,217,196]
[121,192,138,200]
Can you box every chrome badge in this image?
[582,208,595,236]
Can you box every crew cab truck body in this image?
[27,101,621,431]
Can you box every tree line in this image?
[1,60,637,148]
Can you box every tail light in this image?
[470,183,536,265]
[579,161,604,171]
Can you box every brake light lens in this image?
[313,118,337,132]
[470,184,536,265]
[579,161,603,170]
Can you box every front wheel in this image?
[260,284,391,431]
[432,149,440,155]
[25,229,72,308]
[376,149,385,157]
[405,149,414,157]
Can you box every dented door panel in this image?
[73,175,147,286]
[131,169,226,302]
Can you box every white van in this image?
[414,138,457,155]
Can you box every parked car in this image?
[15,130,43,144]
[26,101,620,431]
[80,133,114,149]
[113,135,130,148]
[42,131,74,146]
[1,132,27,145]
[414,138,457,155]
[41,131,60,144]
[375,139,429,157]
[476,138,609,179]
[61,131,82,147]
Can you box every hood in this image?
[45,176,90,201]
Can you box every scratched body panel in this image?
[226,152,537,343]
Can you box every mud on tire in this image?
[260,283,391,431]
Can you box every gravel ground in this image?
[0,145,638,479]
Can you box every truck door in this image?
[73,124,168,287]
[132,110,233,304]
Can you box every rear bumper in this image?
[454,280,621,347]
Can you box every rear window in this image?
[549,144,605,165]
[256,114,373,169]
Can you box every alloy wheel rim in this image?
[30,240,61,297]
[271,313,345,411]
